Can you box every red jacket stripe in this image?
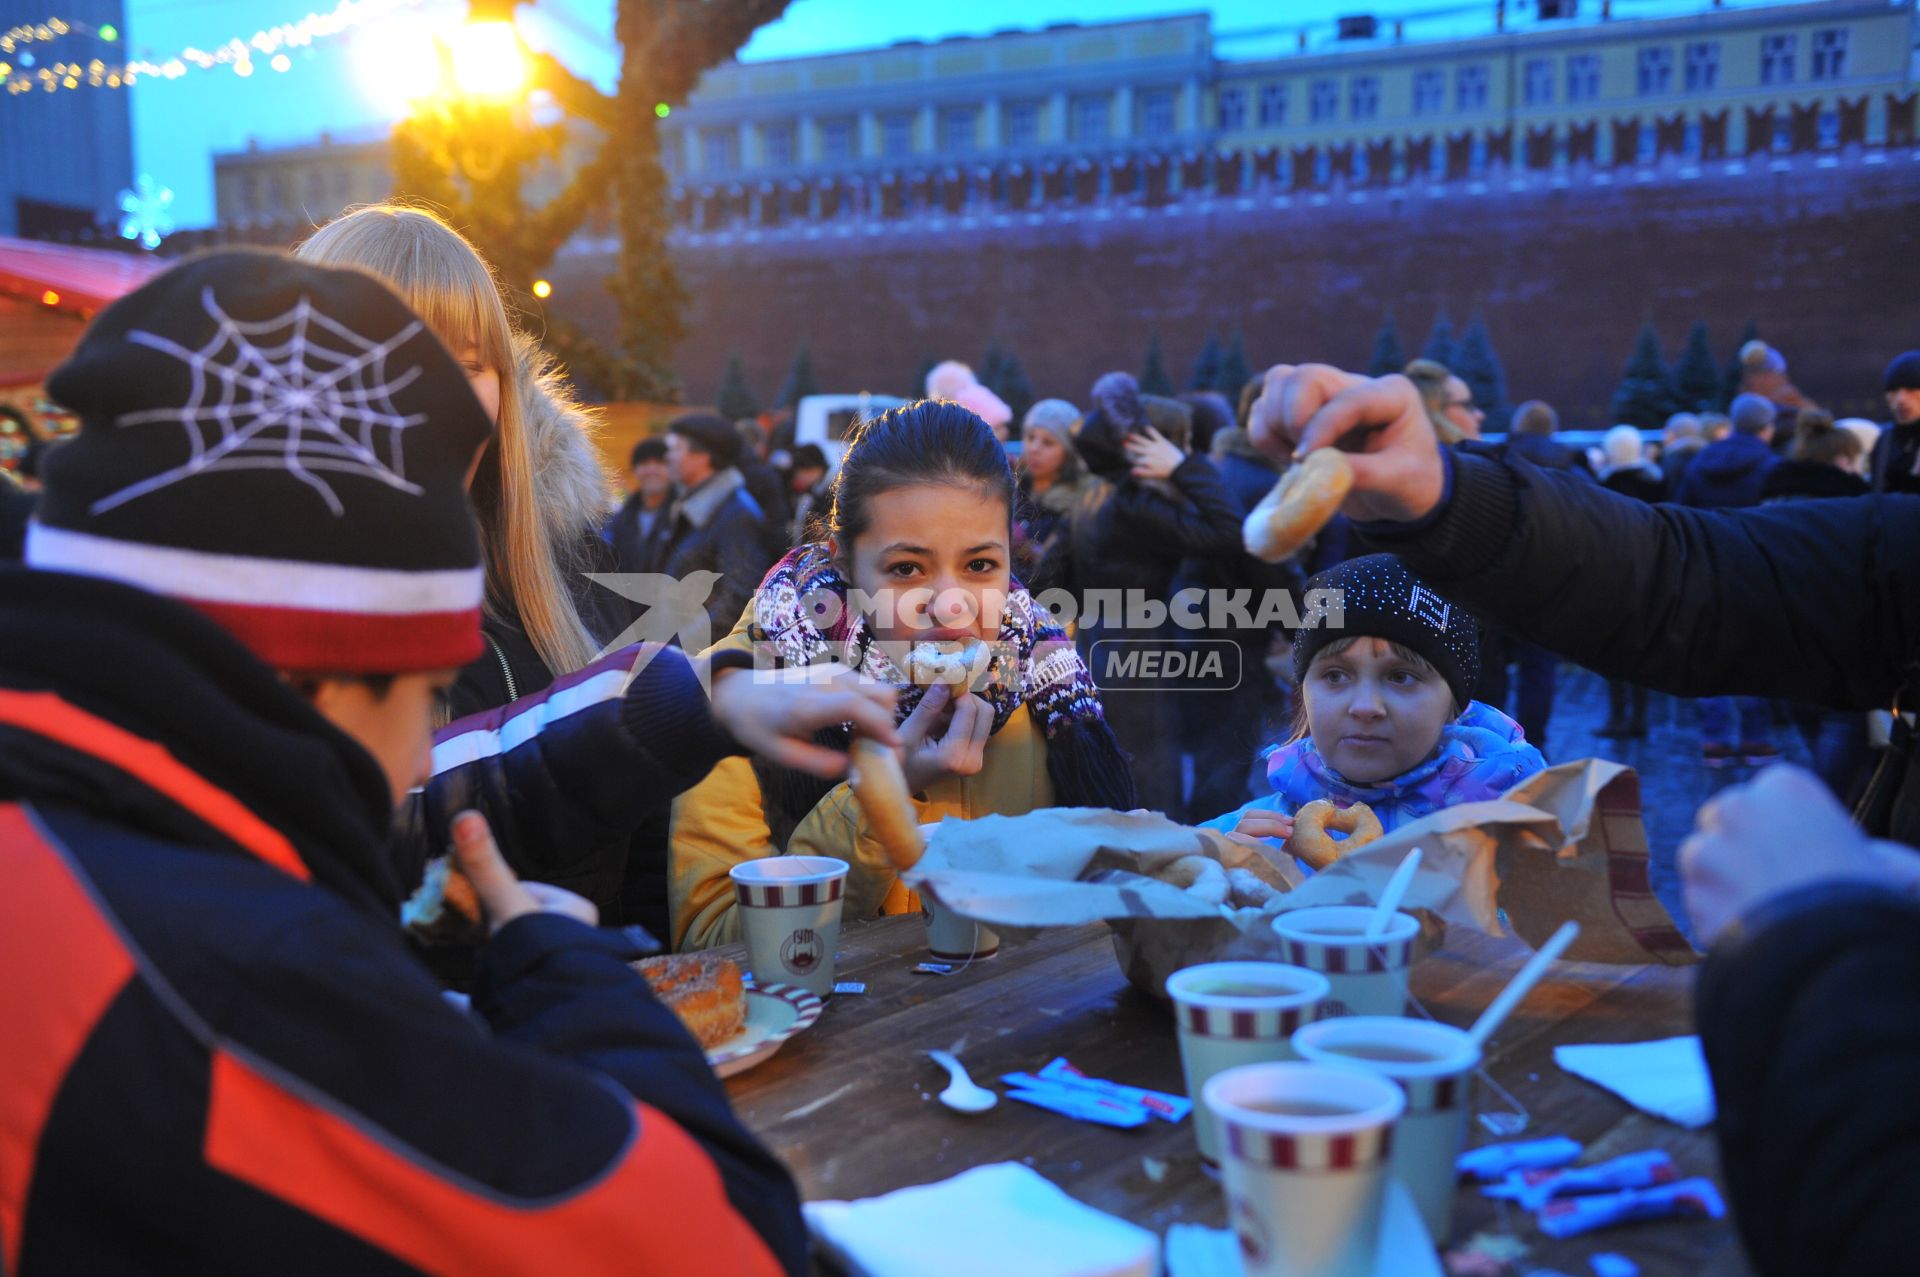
[0,691,310,882]
[0,804,138,1274]
[202,1048,785,1277]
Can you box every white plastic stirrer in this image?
[1468,921,1581,1049]
[1365,846,1423,940]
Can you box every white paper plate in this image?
[707,983,824,1078]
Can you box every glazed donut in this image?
[848,738,926,872]
[907,638,989,687]
[1243,449,1355,564]
[1162,854,1230,907]
[1285,799,1385,871]
[1225,866,1282,910]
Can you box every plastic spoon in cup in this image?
[926,1050,998,1114]
[1468,921,1581,1050]
[1365,846,1423,940]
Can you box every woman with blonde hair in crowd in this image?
[298,204,898,946]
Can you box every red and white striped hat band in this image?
[734,876,846,909]
[1223,1120,1395,1172]
[26,522,484,673]
[1179,1001,1324,1042]
[1278,935,1415,975]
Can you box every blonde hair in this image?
[296,204,601,677]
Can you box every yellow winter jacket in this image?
[669,623,1056,951]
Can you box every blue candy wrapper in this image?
[1456,1136,1585,1181]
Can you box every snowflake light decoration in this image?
[118,175,174,250]
[96,286,431,517]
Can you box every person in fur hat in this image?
[925,358,1013,439]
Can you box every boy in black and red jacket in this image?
[0,253,845,1274]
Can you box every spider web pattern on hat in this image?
[96,285,429,518]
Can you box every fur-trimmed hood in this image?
[513,330,614,542]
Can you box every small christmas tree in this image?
[1452,315,1512,433]
[1215,330,1254,399]
[1721,319,1759,412]
[1367,315,1406,377]
[716,353,761,421]
[777,344,819,409]
[1610,323,1679,430]
[1141,334,1176,396]
[911,354,939,400]
[1188,334,1224,391]
[1671,321,1721,414]
[1420,311,1456,367]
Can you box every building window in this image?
[1349,75,1379,122]
[1258,82,1288,126]
[1004,99,1041,147]
[1636,46,1673,96]
[763,121,796,167]
[1684,41,1719,92]
[701,127,739,171]
[1309,78,1339,123]
[1139,87,1176,137]
[1566,53,1600,103]
[1412,69,1445,115]
[1456,64,1489,112]
[1761,33,1796,86]
[1218,86,1247,130]
[940,105,978,153]
[1811,28,1847,81]
[1523,57,1554,106]
[881,111,914,157]
[1070,93,1111,142]
[821,117,857,163]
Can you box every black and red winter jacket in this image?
[0,567,807,1274]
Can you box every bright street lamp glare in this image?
[531,279,553,299]
[353,22,440,117]
[450,21,526,98]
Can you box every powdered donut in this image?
[1243,449,1355,564]
[1225,866,1282,910]
[1285,798,1384,871]
[906,638,989,687]
[848,738,926,872]
[1163,854,1230,907]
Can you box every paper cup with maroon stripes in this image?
[1270,905,1421,1019]
[728,855,849,997]
[1166,961,1333,1166]
[1203,1062,1405,1277]
[1293,1016,1479,1244]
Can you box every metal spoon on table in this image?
[926,1050,998,1114]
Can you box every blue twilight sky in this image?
[121,0,1749,228]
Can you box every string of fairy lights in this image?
[1,1,429,97]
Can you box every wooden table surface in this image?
[722,914,1751,1276]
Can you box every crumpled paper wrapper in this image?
[903,760,1695,999]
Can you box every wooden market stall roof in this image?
[0,237,168,389]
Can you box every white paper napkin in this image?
[803,1163,1159,1277]
[1553,1036,1717,1129]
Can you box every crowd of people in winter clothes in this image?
[1,200,1915,1276]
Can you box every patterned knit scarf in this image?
[751,544,1108,741]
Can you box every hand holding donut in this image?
[1247,363,1447,525]
[1285,799,1385,871]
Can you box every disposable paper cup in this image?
[1271,906,1421,1018]
[1204,1062,1405,1277]
[1166,962,1333,1165]
[729,856,849,997]
[922,894,998,961]
[1293,1016,1479,1244]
